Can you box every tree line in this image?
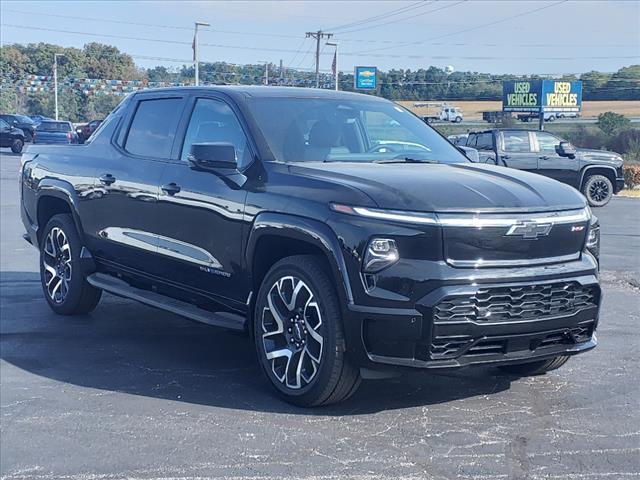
[1,42,638,122]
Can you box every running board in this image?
[87,273,246,331]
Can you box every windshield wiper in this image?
[373,157,439,164]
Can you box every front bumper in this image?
[344,256,600,371]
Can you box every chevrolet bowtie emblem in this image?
[505,221,552,239]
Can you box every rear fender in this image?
[35,178,86,243]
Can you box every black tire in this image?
[454,116,462,123]
[498,356,570,376]
[39,214,102,315]
[11,139,24,154]
[582,174,613,207]
[547,115,555,122]
[254,255,361,407]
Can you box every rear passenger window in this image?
[125,98,183,158]
[502,131,531,153]
[475,133,493,150]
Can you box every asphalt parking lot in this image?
[1,149,639,480]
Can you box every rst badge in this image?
[505,221,552,239]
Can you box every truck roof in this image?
[468,128,541,134]
[130,85,385,102]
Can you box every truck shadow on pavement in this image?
[1,271,513,415]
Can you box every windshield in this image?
[248,97,468,164]
[16,115,34,124]
[38,121,71,132]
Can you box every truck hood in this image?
[576,148,624,165]
[289,161,586,212]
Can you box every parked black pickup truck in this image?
[465,129,625,207]
[20,87,601,406]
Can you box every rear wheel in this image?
[254,255,361,407]
[39,214,102,315]
[454,116,462,123]
[499,356,570,376]
[11,138,24,153]
[583,174,613,207]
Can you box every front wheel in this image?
[11,138,24,153]
[254,255,361,407]
[454,116,462,123]
[40,214,102,315]
[498,356,570,376]
[583,174,613,207]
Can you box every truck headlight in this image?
[586,224,599,249]
[363,238,399,273]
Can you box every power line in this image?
[1,8,303,40]
[351,0,569,55]
[336,1,468,35]
[1,24,308,55]
[3,8,636,51]
[326,1,431,31]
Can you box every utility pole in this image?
[194,21,210,86]
[326,41,338,91]
[53,53,64,121]
[306,30,332,88]
[258,61,269,86]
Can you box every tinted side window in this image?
[536,132,561,154]
[125,98,183,159]
[502,131,531,153]
[466,134,477,147]
[181,98,250,166]
[476,133,493,150]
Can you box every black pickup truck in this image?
[20,87,601,406]
[465,129,625,207]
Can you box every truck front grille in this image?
[434,281,598,324]
[430,322,595,360]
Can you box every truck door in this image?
[153,95,250,307]
[497,130,538,172]
[83,94,186,277]
[532,131,579,187]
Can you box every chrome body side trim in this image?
[98,227,222,269]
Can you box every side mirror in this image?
[457,145,479,162]
[556,141,576,158]
[188,142,237,170]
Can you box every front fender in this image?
[245,212,354,306]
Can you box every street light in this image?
[53,53,64,120]
[326,42,338,91]
[193,21,210,86]
[258,61,269,86]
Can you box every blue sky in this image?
[1,0,639,75]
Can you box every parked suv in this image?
[0,114,36,142]
[465,129,625,207]
[20,87,601,406]
[0,118,26,153]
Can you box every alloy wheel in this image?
[261,276,324,390]
[589,180,610,203]
[42,227,72,304]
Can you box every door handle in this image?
[539,155,550,160]
[161,182,181,195]
[501,155,510,160]
[99,173,116,185]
